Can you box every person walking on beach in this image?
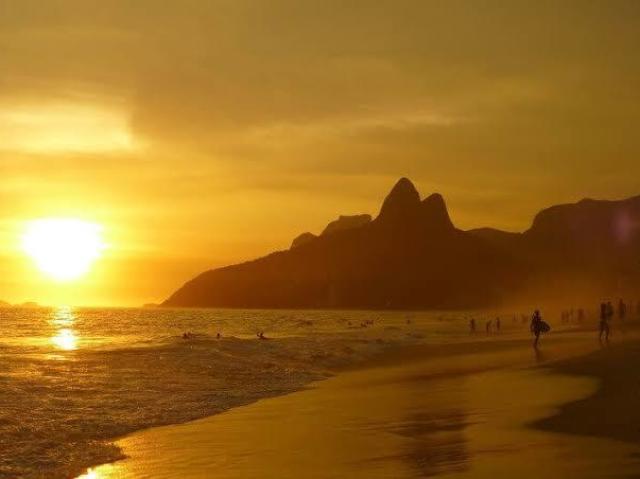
[469,318,476,335]
[599,302,610,342]
[530,310,546,348]
[495,317,501,333]
[485,319,492,334]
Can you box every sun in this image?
[22,218,105,282]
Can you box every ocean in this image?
[0,306,474,478]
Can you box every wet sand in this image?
[537,338,640,444]
[83,331,640,479]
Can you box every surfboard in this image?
[539,320,551,333]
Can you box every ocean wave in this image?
[0,330,412,478]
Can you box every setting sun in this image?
[21,218,105,282]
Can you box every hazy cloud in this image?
[2,0,640,303]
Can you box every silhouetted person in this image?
[469,318,476,334]
[599,302,610,342]
[495,317,501,332]
[530,310,546,348]
[485,320,492,334]
[577,308,585,322]
[607,301,614,321]
[257,331,267,340]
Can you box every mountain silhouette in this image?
[321,214,371,237]
[291,214,372,249]
[164,179,640,309]
[290,232,318,249]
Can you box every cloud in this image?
[0,100,139,153]
[2,0,640,303]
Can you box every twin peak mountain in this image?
[291,178,452,249]
[165,178,640,309]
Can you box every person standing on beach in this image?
[599,302,610,342]
[485,319,492,334]
[530,310,544,348]
[469,318,476,335]
[495,317,501,332]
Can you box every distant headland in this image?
[164,178,640,310]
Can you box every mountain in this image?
[163,179,640,310]
[467,228,520,247]
[19,302,41,308]
[290,214,371,250]
[165,178,522,309]
[290,232,317,249]
[470,195,640,301]
[524,196,640,270]
[321,214,371,237]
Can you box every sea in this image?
[0,306,483,478]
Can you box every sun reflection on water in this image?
[52,305,75,326]
[76,468,99,479]
[52,328,78,351]
[50,306,79,351]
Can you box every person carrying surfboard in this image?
[530,310,549,348]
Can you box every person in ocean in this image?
[599,302,610,342]
[530,310,547,348]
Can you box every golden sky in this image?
[1,1,640,306]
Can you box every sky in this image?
[1,0,640,306]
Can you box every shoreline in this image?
[79,327,637,478]
[535,336,640,444]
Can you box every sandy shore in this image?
[537,337,640,443]
[82,329,640,478]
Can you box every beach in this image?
[84,324,640,479]
[0,306,529,478]
[536,338,640,444]
[2,306,638,478]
